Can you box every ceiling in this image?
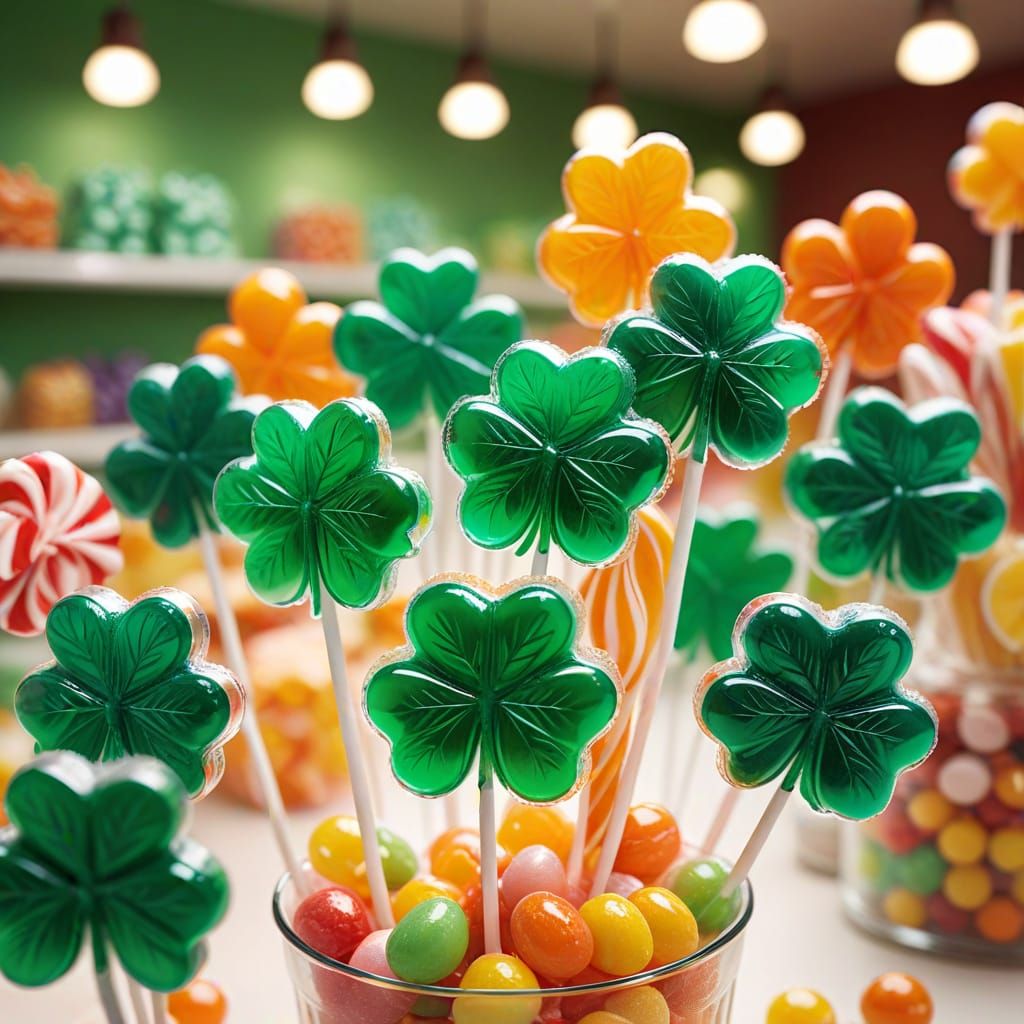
[223,0,1024,108]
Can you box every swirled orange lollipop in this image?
[538,132,735,327]
[782,191,954,381]
[197,268,356,405]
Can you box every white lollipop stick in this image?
[702,787,740,855]
[93,934,126,1024]
[195,521,307,895]
[720,784,792,899]
[869,573,887,606]
[479,761,501,953]
[320,583,395,927]
[531,546,550,578]
[150,992,168,1024]
[989,227,1013,333]
[125,977,149,1024]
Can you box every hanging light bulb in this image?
[896,0,978,86]
[740,87,805,167]
[683,0,766,64]
[572,3,637,151]
[82,4,160,108]
[302,19,373,120]
[439,0,508,140]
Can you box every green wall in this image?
[0,0,773,376]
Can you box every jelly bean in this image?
[926,892,970,934]
[393,875,463,921]
[430,827,484,889]
[612,804,680,882]
[499,805,574,863]
[578,1015,629,1024]
[454,953,541,1024]
[975,897,1024,944]
[503,845,569,909]
[603,985,670,1024]
[345,930,418,1024]
[993,762,1024,809]
[628,887,698,967]
[460,882,515,961]
[937,816,987,865]
[882,888,927,928]
[668,858,740,933]
[943,864,992,910]
[386,897,469,983]
[167,979,228,1024]
[293,886,372,962]
[876,807,922,855]
[559,966,616,1021]
[605,872,644,899]
[858,841,898,892]
[308,815,418,895]
[378,826,418,889]
[580,894,653,976]
[937,753,991,805]
[1011,869,1024,904]
[988,825,1024,872]
[860,972,933,1024]
[894,844,945,896]
[510,891,593,980]
[906,789,954,833]
[976,793,1015,829]
[765,988,836,1024]
[957,704,1010,754]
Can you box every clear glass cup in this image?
[274,853,753,1024]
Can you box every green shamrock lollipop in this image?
[106,354,266,548]
[675,508,793,661]
[605,254,826,467]
[785,388,1007,592]
[15,586,244,799]
[697,594,936,820]
[214,398,431,616]
[0,751,229,991]
[444,341,672,565]
[364,576,620,804]
[334,247,523,430]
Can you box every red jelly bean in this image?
[293,886,372,962]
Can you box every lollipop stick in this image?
[702,787,740,854]
[320,583,395,928]
[195,521,307,895]
[720,784,792,899]
[93,935,126,1024]
[869,573,886,606]
[478,757,501,953]
[125,978,150,1023]
[531,546,550,577]
[567,783,590,884]
[989,227,1013,332]
[815,343,853,442]
[150,991,168,1024]
[590,454,707,897]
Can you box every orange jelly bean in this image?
[975,897,1024,944]
[860,972,934,1024]
[994,763,1024,809]
[393,875,463,921]
[499,805,574,863]
[431,830,484,890]
[613,804,681,882]
[167,978,228,1024]
[510,891,594,981]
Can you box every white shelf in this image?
[0,248,566,311]
[0,423,134,467]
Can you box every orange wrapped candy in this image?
[782,191,954,378]
[196,268,356,405]
[538,132,735,327]
[273,205,363,264]
[949,102,1024,235]
[0,164,59,249]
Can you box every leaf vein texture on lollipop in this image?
[445,341,672,565]
[15,586,244,799]
[196,267,355,405]
[0,751,229,991]
[364,576,620,803]
[781,190,954,378]
[538,132,736,327]
[334,247,523,430]
[785,388,1007,592]
[696,594,937,820]
[214,398,431,616]
[0,450,123,636]
[605,253,826,468]
[949,102,1024,234]
[106,355,266,549]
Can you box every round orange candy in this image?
[167,979,228,1024]
[994,763,1024,809]
[228,268,305,348]
[498,805,574,863]
[975,897,1024,944]
[510,891,593,980]
[860,973,933,1024]
[612,804,681,882]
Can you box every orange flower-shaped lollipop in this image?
[782,191,954,378]
[949,102,1024,234]
[196,268,356,405]
[538,132,735,327]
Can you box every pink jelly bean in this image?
[318,929,416,1024]
[605,871,644,898]
[501,844,569,909]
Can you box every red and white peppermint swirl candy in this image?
[0,452,123,636]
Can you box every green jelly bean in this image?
[378,826,418,890]
[386,897,469,984]
[668,857,741,934]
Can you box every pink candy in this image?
[319,930,416,1024]
[501,844,569,910]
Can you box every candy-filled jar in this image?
[841,668,1024,963]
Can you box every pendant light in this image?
[303,16,373,120]
[572,2,637,151]
[683,0,766,64]
[439,0,509,140]
[82,4,160,108]
[740,86,805,167]
[896,0,979,86]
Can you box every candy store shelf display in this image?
[0,423,133,467]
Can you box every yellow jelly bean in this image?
[628,887,699,967]
[906,789,954,833]
[937,817,987,866]
[1012,870,1024,905]
[580,894,654,976]
[454,953,541,1024]
[498,804,574,863]
[604,984,670,1024]
[578,1014,631,1024]
[392,875,463,921]
[989,827,1024,873]
[309,814,367,896]
[882,888,927,928]
[766,988,837,1024]
[944,864,993,910]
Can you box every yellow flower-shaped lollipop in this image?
[538,133,735,327]
[982,544,1024,653]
